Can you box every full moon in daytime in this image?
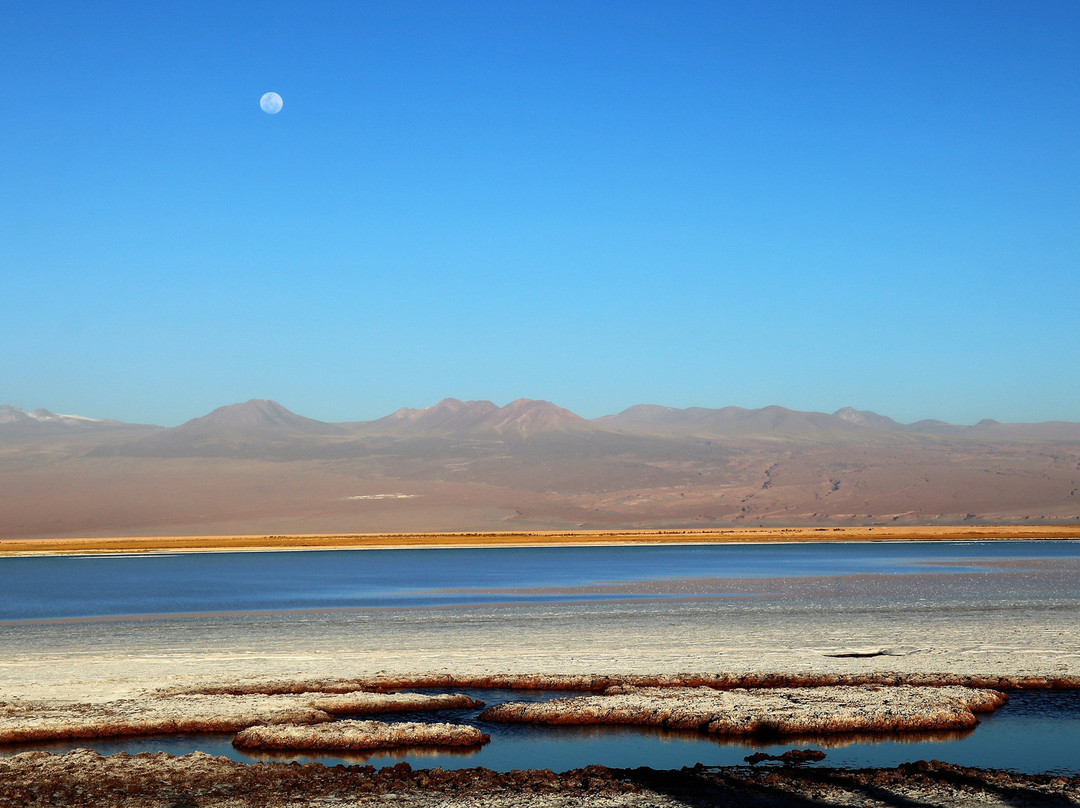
[259,91,283,114]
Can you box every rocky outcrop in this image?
[233,720,489,751]
[744,748,827,765]
[478,685,1007,735]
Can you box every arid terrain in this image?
[3,398,1080,539]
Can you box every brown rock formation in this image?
[745,749,827,765]
[233,720,489,752]
[478,685,1007,735]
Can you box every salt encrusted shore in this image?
[0,676,1074,806]
[169,671,1080,696]
[5,578,1076,709]
[1,677,1016,745]
[1,749,1078,808]
[0,691,483,744]
[478,685,1007,735]
[233,719,489,752]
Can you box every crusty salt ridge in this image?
[0,682,1005,747]
[0,691,482,743]
[307,691,482,715]
[168,672,1080,697]
[479,685,1008,735]
[233,719,489,751]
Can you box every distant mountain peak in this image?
[0,404,133,430]
[176,399,344,435]
[833,407,901,430]
[489,398,590,436]
[357,397,590,438]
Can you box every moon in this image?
[260,92,283,114]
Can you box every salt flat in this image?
[2,582,1077,704]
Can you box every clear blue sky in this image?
[3,1,1078,427]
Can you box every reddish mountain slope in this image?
[2,398,1079,538]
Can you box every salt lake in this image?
[2,540,1078,774]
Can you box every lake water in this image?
[2,540,1079,774]
[3,540,1080,621]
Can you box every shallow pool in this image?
[3,689,1078,775]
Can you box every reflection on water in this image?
[2,690,1078,775]
[246,742,489,766]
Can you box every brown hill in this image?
[350,398,595,439]
[176,400,347,436]
[85,400,350,459]
[2,398,1079,538]
[594,404,871,442]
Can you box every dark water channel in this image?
[4,689,1079,775]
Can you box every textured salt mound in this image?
[233,720,490,751]
[309,692,483,714]
[170,671,1080,697]
[479,685,1007,735]
[0,695,332,743]
[0,691,483,743]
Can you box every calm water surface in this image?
[3,540,1079,621]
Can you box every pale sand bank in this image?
[3,524,1080,556]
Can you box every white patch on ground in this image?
[345,494,420,500]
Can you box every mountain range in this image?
[2,398,1079,538]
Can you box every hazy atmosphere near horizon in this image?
[3,1,1079,427]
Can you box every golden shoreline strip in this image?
[2,525,1079,556]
